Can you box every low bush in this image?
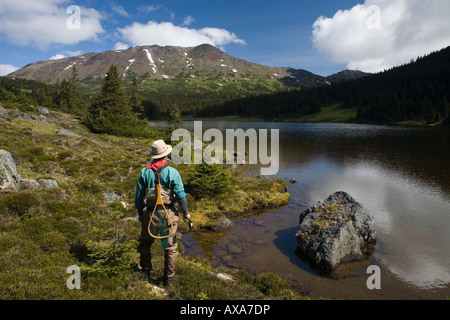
[185,163,231,199]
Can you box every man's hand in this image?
[185,213,191,220]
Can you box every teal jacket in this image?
[135,166,186,211]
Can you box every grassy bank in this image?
[0,106,299,300]
[183,104,358,124]
[289,104,358,123]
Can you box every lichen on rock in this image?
[0,149,22,193]
[295,191,377,274]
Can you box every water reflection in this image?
[171,121,450,299]
[304,160,450,290]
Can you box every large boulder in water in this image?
[295,191,376,274]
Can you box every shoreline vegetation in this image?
[0,107,304,300]
[3,44,449,132]
[183,104,447,127]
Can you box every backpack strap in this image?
[153,164,168,186]
[147,163,174,240]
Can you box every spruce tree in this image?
[167,107,183,129]
[52,67,87,114]
[185,163,231,199]
[86,65,141,136]
[129,76,145,119]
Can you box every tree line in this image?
[193,87,324,120]
[2,46,449,129]
[193,46,450,124]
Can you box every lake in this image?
[151,120,450,300]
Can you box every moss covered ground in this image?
[0,107,302,300]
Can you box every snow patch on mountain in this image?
[125,59,135,71]
[143,49,157,74]
[123,59,135,77]
[64,62,77,71]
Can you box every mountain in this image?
[326,70,371,83]
[7,44,327,107]
[8,44,336,112]
[9,44,320,84]
[5,43,375,115]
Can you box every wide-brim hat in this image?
[149,139,172,159]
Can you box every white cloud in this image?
[312,0,450,73]
[117,21,246,49]
[114,42,130,50]
[182,15,195,27]
[0,64,19,76]
[139,5,160,13]
[0,0,104,48]
[49,50,82,60]
[112,3,129,18]
[63,50,83,56]
[50,54,67,60]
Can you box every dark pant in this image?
[138,207,178,280]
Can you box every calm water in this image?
[153,120,450,300]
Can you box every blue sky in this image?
[1,0,449,77]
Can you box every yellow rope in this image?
[147,183,174,239]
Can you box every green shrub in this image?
[57,151,73,160]
[84,115,152,138]
[185,163,231,199]
[0,191,40,216]
[82,239,138,276]
[75,177,103,194]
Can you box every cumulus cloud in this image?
[50,54,67,60]
[0,0,104,48]
[0,64,19,76]
[312,0,450,73]
[117,20,246,49]
[113,42,130,50]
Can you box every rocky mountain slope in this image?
[7,44,370,110]
[9,44,325,86]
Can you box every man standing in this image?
[135,140,190,286]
